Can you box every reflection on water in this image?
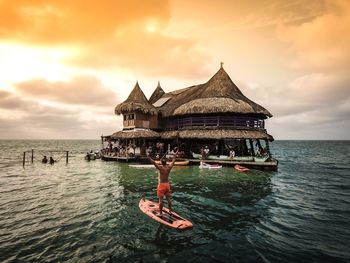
[0,140,349,262]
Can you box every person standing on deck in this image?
[203,146,210,159]
[147,154,176,215]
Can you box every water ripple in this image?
[0,140,349,262]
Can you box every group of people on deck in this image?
[41,156,55,164]
[199,140,268,159]
[200,144,236,159]
[101,141,136,157]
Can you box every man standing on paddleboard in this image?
[147,154,176,215]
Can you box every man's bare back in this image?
[157,164,172,183]
[147,154,176,214]
[148,155,175,177]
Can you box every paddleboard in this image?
[129,164,155,168]
[139,198,193,230]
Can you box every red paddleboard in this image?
[139,198,193,230]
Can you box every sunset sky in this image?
[0,0,349,139]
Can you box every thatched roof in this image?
[158,67,272,118]
[161,129,274,141]
[115,82,157,115]
[111,129,160,139]
[149,82,165,104]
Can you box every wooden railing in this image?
[123,119,150,129]
[166,116,264,130]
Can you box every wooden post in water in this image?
[23,152,26,167]
[31,149,34,163]
[66,151,69,164]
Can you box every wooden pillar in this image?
[23,152,26,167]
[249,139,255,156]
[31,149,34,163]
[220,140,224,155]
[66,151,69,164]
[256,139,263,151]
[265,139,271,156]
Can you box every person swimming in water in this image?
[49,157,55,165]
[42,156,48,164]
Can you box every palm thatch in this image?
[161,129,273,141]
[111,129,160,139]
[174,97,260,115]
[158,67,272,118]
[149,82,165,104]
[115,82,157,115]
[160,130,179,139]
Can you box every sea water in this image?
[0,140,349,262]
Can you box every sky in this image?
[0,0,349,140]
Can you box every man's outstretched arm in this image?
[147,155,161,170]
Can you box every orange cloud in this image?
[0,0,210,78]
[70,26,211,78]
[0,0,169,44]
[277,0,350,72]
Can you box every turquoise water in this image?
[0,140,349,262]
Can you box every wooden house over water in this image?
[103,65,278,170]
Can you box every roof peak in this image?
[115,82,157,115]
[149,81,165,104]
[126,81,146,101]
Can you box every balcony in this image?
[166,116,264,130]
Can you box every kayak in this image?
[139,198,193,230]
[234,164,250,172]
[199,161,222,169]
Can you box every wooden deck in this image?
[101,155,136,162]
[101,155,278,171]
[188,159,278,171]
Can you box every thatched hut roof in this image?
[161,129,273,141]
[111,129,160,139]
[115,82,157,115]
[149,82,165,104]
[158,67,272,118]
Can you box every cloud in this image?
[0,0,170,44]
[14,76,119,107]
[0,90,36,110]
[0,75,123,139]
[0,89,119,139]
[238,0,350,139]
[242,72,350,120]
[0,0,211,79]
[277,0,350,73]
[70,26,211,79]
[0,110,118,139]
